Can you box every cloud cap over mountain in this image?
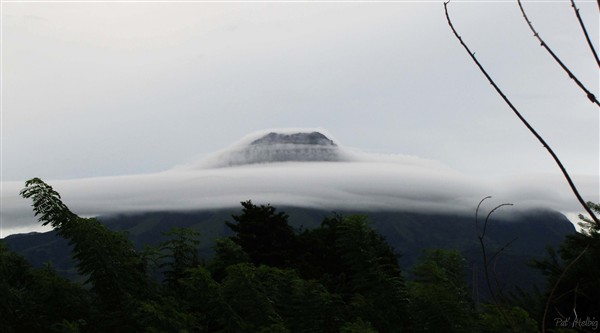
[2,129,597,237]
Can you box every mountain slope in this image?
[3,206,575,297]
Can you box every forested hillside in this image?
[5,205,574,297]
[2,178,598,332]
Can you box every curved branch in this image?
[541,244,589,333]
[482,203,514,239]
[444,2,600,227]
[570,0,600,68]
[474,198,516,332]
[475,196,492,236]
[517,0,599,106]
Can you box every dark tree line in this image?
[4,178,596,332]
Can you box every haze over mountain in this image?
[1,128,596,237]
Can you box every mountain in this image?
[0,129,580,297]
[207,131,346,167]
[3,206,575,297]
[1,128,587,237]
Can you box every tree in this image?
[226,200,297,268]
[20,178,150,332]
[339,318,378,333]
[409,249,475,332]
[0,241,90,332]
[533,202,600,330]
[208,237,250,282]
[158,227,201,289]
[333,215,410,333]
[220,263,342,333]
[477,305,538,333]
[295,213,346,281]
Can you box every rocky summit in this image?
[250,132,337,146]
[212,131,347,167]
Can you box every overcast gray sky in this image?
[1,1,599,236]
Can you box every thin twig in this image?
[489,236,519,267]
[541,244,589,333]
[570,0,600,67]
[490,236,519,300]
[517,0,599,106]
[473,264,479,305]
[475,196,492,236]
[444,1,600,227]
[475,198,516,332]
[483,203,514,238]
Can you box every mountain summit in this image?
[250,132,336,146]
[204,130,349,167]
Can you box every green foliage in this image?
[220,263,281,331]
[226,200,297,267]
[477,305,538,333]
[295,213,346,281]
[334,215,410,333]
[133,297,195,333]
[20,178,78,230]
[219,263,342,333]
[159,227,201,289]
[256,322,291,333]
[533,202,600,329]
[21,178,150,331]
[209,237,250,281]
[15,178,590,333]
[0,241,90,333]
[180,265,231,331]
[409,249,475,332]
[339,318,378,333]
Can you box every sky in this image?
[1,1,599,236]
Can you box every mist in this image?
[2,129,597,237]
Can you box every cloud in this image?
[2,132,597,238]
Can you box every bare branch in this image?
[570,0,600,68]
[444,2,600,227]
[482,203,514,239]
[489,237,518,304]
[474,198,517,332]
[489,236,519,266]
[517,0,599,106]
[475,196,492,236]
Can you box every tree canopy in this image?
[3,178,594,332]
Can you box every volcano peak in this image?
[204,130,348,168]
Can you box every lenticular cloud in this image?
[1,128,596,237]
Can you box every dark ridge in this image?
[3,207,575,299]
